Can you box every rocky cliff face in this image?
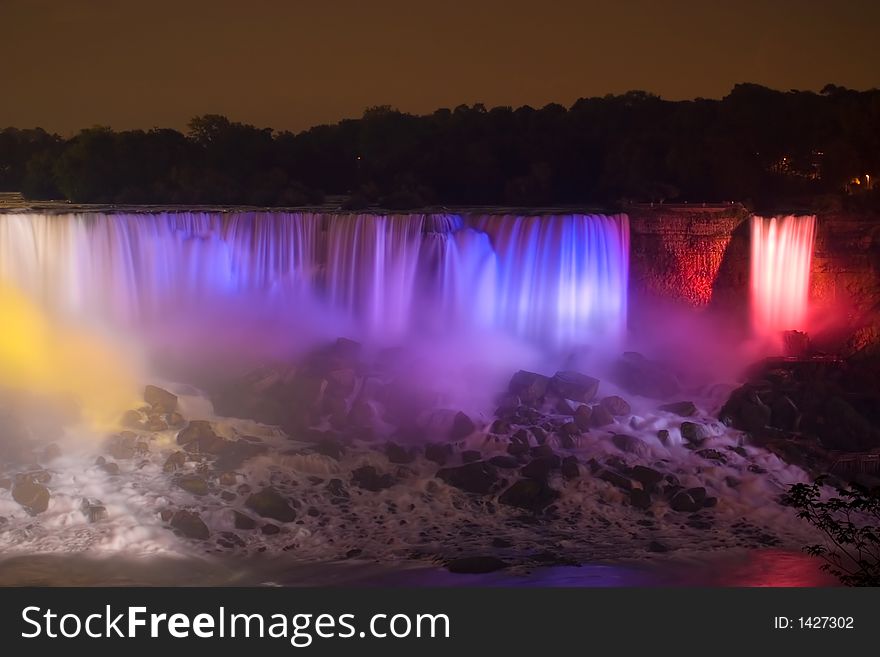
[628,205,880,351]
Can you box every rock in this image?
[233,511,257,530]
[145,385,178,413]
[685,487,707,505]
[326,478,349,498]
[507,442,529,457]
[611,434,650,458]
[550,371,599,403]
[720,387,771,433]
[146,414,169,432]
[424,442,453,466]
[647,540,669,553]
[697,448,727,463]
[385,442,414,464]
[167,412,185,428]
[630,488,652,509]
[555,398,576,415]
[670,492,701,512]
[245,487,297,522]
[631,465,664,490]
[213,440,267,470]
[347,399,375,427]
[218,471,237,487]
[770,396,800,431]
[176,474,209,496]
[530,444,556,459]
[107,434,137,460]
[498,478,560,511]
[659,401,697,417]
[703,496,718,508]
[597,468,632,491]
[446,556,508,574]
[488,455,520,469]
[261,523,280,535]
[0,477,11,490]
[508,370,550,405]
[177,420,227,454]
[351,466,396,492]
[80,498,107,523]
[170,510,210,540]
[42,443,62,462]
[490,419,511,435]
[521,457,555,480]
[436,461,498,494]
[121,409,143,429]
[163,451,187,473]
[613,352,681,399]
[461,450,482,464]
[450,411,476,440]
[601,396,631,416]
[530,426,547,445]
[680,421,709,445]
[657,429,671,446]
[12,478,50,514]
[573,405,592,430]
[561,455,580,479]
[100,461,120,475]
[590,404,615,427]
[783,330,811,358]
[217,531,245,549]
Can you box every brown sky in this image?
[1,0,878,135]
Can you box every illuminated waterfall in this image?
[750,214,817,336]
[0,211,630,348]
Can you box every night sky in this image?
[2,0,878,134]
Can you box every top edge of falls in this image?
[0,197,620,217]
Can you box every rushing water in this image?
[0,212,630,348]
[750,215,817,337]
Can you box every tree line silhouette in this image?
[1,84,878,210]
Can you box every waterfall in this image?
[0,211,630,348]
[750,214,817,336]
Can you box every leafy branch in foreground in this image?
[784,478,880,586]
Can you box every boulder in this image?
[80,498,108,523]
[176,474,209,496]
[590,404,615,427]
[574,404,592,430]
[611,434,650,458]
[770,395,800,432]
[233,511,257,530]
[12,477,50,514]
[488,455,520,469]
[385,442,415,465]
[163,451,187,473]
[561,455,580,479]
[601,396,631,416]
[550,371,599,403]
[436,461,498,494]
[498,478,560,511]
[508,370,550,405]
[144,385,178,413]
[170,510,210,540]
[424,442,453,466]
[597,468,632,491]
[351,465,396,492]
[520,457,555,481]
[213,439,267,470]
[680,421,710,445]
[629,488,652,509]
[450,411,476,440]
[659,401,697,417]
[631,465,664,490]
[461,450,482,464]
[670,492,701,512]
[177,420,227,454]
[245,487,297,522]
